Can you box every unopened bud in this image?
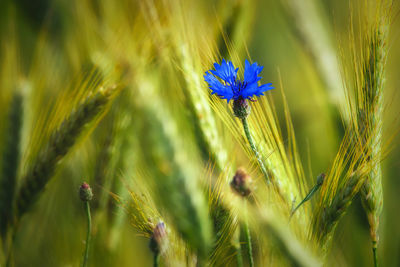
[316,173,326,186]
[149,222,167,254]
[230,168,252,197]
[233,98,251,119]
[79,182,93,202]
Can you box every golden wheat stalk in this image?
[357,3,391,264]
[132,69,213,259]
[16,86,118,220]
[311,118,381,258]
[317,173,361,250]
[178,45,229,171]
[139,105,212,259]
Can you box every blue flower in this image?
[204,59,274,102]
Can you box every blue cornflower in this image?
[204,59,274,102]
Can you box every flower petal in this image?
[210,59,238,84]
[243,59,263,84]
[240,82,274,99]
[204,71,234,101]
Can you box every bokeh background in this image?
[0,0,399,266]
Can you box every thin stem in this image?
[82,202,91,267]
[240,117,270,184]
[153,253,160,267]
[244,202,254,267]
[5,251,13,267]
[373,242,378,267]
[236,243,244,267]
[5,224,18,267]
[5,244,13,267]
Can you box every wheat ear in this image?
[15,86,117,220]
[358,9,389,265]
[317,174,361,252]
[0,93,23,239]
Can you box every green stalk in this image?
[373,243,378,267]
[153,253,160,267]
[241,117,270,185]
[234,225,243,267]
[236,245,244,267]
[4,228,16,267]
[82,201,92,267]
[244,202,254,267]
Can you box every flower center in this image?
[229,77,247,97]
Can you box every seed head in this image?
[233,98,251,119]
[149,222,167,254]
[79,182,93,202]
[316,173,326,186]
[230,168,253,197]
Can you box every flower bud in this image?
[79,182,93,202]
[316,173,326,186]
[149,222,167,254]
[230,168,252,197]
[233,98,251,119]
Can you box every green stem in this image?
[236,243,244,267]
[5,243,13,267]
[5,224,18,267]
[373,242,378,267]
[153,253,160,267]
[244,202,254,267]
[233,224,243,267]
[241,117,270,185]
[82,202,91,267]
